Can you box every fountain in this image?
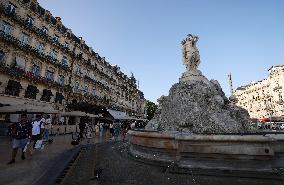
[128,34,277,171]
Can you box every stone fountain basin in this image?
[128,130,278,172]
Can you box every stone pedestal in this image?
[179,70,210,85]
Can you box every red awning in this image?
[259,118,269,123]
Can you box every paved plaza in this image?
[0,133,110,185]
[1,133,284,185]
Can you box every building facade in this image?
[0,0,146,120]
[233,65,284,119]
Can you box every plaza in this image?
[1,0,284,185]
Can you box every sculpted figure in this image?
[181,34,201,71]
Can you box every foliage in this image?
[146,100,157,120]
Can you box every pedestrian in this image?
[121,123,127,141]
[109,122,114,137]
[113,121,121,141]
[8,113,32,164]
[43,115,52,141]
[95,124,99,136]
[79,120,86,139]
[31,114,44,149]
[99,122,104,132]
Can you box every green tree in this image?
[146,100,158,120]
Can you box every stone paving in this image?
[91,141,284,185]
[1,133,284,185]
[0,132,110,185]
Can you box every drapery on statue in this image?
[181,34,201,71]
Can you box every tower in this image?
[228,73,233,95]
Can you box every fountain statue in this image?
[146,34,251,133]
[128,34,277,172]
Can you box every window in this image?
[50,49,58,61]
[279,94,283,102]
[41,26,48,35]
[15,56,26,69]
[58,75,65,85]
[74,81,79,90]
[37,42,45,53]
[55,92,64,104]
[53,35,59,43]
[31,64,40,76]
[25,16,34,27]
[83,85,88,94]
[45,69,54,81]
[61,56,68,67]
[6,2,16,14]
[20,32,29,46]
[64,42,69,49]
[75,65,81,75]
[0,50,5,65]
[0,21,12,35]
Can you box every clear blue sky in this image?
[38,0,284,102]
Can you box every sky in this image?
[38,0,284,102]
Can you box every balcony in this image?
[0,31,70,71]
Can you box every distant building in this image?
[233,65,284,119]
[0,0,146,121]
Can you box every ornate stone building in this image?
[233,65,284,119]
[0,0,146,120]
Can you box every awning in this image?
[61,111,86,117]
[0,103,59,114]
[86,113,99,118]
[107,109,126,119]
[135,118,148,121]
[120,115,137,120]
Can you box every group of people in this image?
[7,113,52,164]
[109,121,128,140]
[7,114,140,164]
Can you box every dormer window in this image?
[64,42,69,49]
[53,35,59,43]
[41,26,48,35]
[6,2,16,15]
[25,16,34,27]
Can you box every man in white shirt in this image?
[31,114,44,149]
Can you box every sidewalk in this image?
[0,133,110,185]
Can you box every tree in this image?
[146,100,157,120]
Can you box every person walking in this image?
[113,121,121,141]
[109,122,114,138]
[31,114,44,149]
[8,113,32,164]
[121,123,127,141]
[43,115,52,141]
[79,120,86,139]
